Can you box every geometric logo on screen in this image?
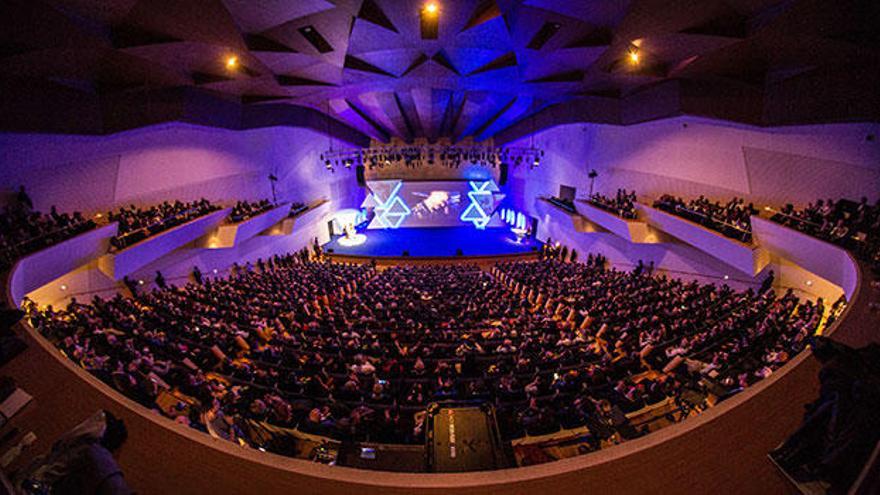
[461,180,504,229]
[362,180,411,229]
[362,180,505,230]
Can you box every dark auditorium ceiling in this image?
[1,0,879,141]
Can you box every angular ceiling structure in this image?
[1,0,879,141]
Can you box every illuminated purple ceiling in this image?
[2,0,879,140]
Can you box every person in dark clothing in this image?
[760,270,775,294]
[154,271,166,290]
[192,266,203,285]
[17,185,33,210]
[122,276,139,297]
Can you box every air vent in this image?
[565,27,613,48]
[578,88,621,99]
[528,70,583,83]
[402,53,430,76]
[245,34,296,53]
[111,25,181,48]
[275,75,335,86]
[344,55,394,77]
[357,0,398,33]
[681,14,748,39]
[527,22,562,50]
[463,0,501,31]
[431,51,459,75]
[469,52,517,75]
[242,95,288,104]
[345,99,390,140]
[298,25,333,53]
[192,72,232,85]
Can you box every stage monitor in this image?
[361,180,506,230]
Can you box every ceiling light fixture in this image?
[628,47,640,64]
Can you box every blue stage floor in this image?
[325,227,540,258]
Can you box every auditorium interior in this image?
[1,0,879,494]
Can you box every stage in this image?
[324,227,540,258]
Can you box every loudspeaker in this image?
[499,162,508,186]
[356,165,366,187]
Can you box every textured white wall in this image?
[504,117,878,294]
[0,123,364,214]
[509,116,880,208]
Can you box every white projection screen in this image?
[362,180,506,229]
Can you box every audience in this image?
[229,199,273,223]
[26,253,833,455]
[770,196,880,271]
[6,187,866,465]
[588,189,638,219]
[654,195,755,242]
[0,188,95,271]
[108,199,219,250]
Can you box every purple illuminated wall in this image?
[507,117,880,209]
[506,116,879,289]
[0,123,364,214]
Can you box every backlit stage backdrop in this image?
[362,180,507,230]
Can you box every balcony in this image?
[201,203,292,249]
[536,198,604,234]
[575,200,665,244]
[7,223,118,306]
[637,204,770,276]
[263,200,331,237]
[751,216,858,298]
[98,208,230,280]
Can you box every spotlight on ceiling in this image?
[628,47,640,64]
[424,2,439,15]
[225,55,239,70]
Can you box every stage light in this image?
[424,2,439,15]
[60,284,68,291]
[806,280,814,287]
[225,55,239,70]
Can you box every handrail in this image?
[544,196,577,213]
[763,206,824,230]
